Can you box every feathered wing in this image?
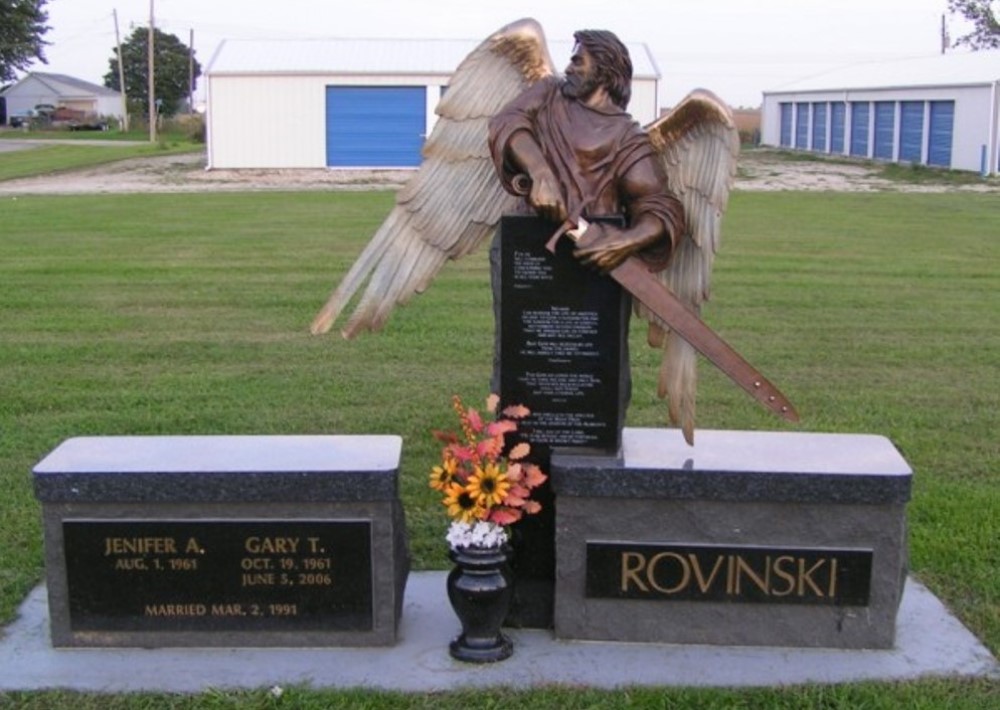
[310,18,555,338]
[637,89,740,444]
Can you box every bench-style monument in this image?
[551,428,911,648]
[33,435,408,647]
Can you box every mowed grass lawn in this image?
[0,188,997,707]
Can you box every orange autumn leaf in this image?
[486,419,517,437]
[489,507,522,525]
[521,500,541,514]
[466,407,484,433]
[522,463,547,488]
[486,393,500,414]
[503,489,527,507]
[449,443,474,462]
[476,437,502,459]
[502,403,530,419]
[508,442,530,461]
[433,429,458,444]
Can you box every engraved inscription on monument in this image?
[499,216,630,454]
[63,519,373,632]
[586,542,873,606]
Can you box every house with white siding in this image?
[1,73,124,124]
[760,50,1000,175]
[204,37,661,170]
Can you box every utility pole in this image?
[113,9,130,131]
[941,14,949,54]
[189,28,195,113]
[148,0,157,143]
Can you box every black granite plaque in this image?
[497,215,630,456]
[586,542,872,606]
[63,519,373,632]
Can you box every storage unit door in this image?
[780,103,792,147]
[873,101,895,160]
[927,100,954,168]
[830,102,846,154]
[325,86,425,167]
[795,103,809,148]
[899,101,924,163]
[850,102,869,157]
[811,103,827,152]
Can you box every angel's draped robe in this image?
[487,76,683,269]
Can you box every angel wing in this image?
[310,18,555,338]
[638,89,740,445]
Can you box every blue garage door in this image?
[326,86,425,167]
[850,102,869,157]
[928,100,954,168]
[830,102,846,154]
[795,103,809,149]
[812,103,827,152]
[873,101,895,160]
[899,101,924,163]
[780,103,792,147]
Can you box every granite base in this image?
[552,428,912,649]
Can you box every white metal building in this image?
[204,37,661,169]
[1,72,124,123]
[761,51,1000,175]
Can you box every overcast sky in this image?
[32,0,960,109]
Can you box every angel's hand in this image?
[574,223,654,272]
[528,172,568,223]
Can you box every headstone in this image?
[552,428,912,649]
[497,214,630,458]
[33,435,408,647]
[494,215,630,628]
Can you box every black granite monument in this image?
[494,214,631,628]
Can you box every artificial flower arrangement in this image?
[430,394,547,549]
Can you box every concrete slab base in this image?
[0,574,996,693]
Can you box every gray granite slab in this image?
[33,435,403,502]
[552,428,912,503]
[0,575,995,692]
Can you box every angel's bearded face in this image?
[561,44,603,102]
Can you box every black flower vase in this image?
[446,544,514,662]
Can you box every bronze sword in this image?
[555,215,799,424]
[508,174,798,423]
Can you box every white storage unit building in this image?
[761,51,1000,175]
[1,72,123,123]
[204,37,661,170]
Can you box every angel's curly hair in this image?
[572,29,633,110]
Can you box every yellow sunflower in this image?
[429,454,459,491]
[467,461,510,509]
[442,482,485,523]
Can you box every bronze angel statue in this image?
[311,18,760,445]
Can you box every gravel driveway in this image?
[0,148,996,195]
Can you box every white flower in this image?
[269,685,283,698]
[446,520,508,549]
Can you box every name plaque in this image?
[586,542,873,606]
[63,519,373,632]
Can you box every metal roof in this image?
[2,72,121,97]
[764,50,1000,96]
[206,37,660,79]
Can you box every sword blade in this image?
[609,256,799,423]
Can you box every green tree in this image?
[0,0,49,83]
[948,0,1000,49]
[103,26,201,117]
